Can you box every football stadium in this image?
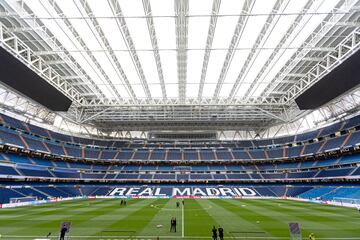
[0,0,360,239]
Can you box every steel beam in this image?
[227,0,289,100]
[77,0,138,101]
[142,0,167,100]
[175,0,189,103]
[197,0,221,99]
[212,0,254,99]
[108,0,152,99]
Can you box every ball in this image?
[256,221,260,224]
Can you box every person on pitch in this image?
[170,217,177,232]
[218,226,224,240]
[59,225,67,240]
[212,226,218,240]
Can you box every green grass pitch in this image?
[0,198,360,239]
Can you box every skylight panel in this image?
[218,83,234,98]
[131,84,147,99]
[235,83,251,97]
[262,15,297,49]
[24,0,74,49]
[152,18,176,49]
[113,84,130,99]
[150,0,173,16]
[56,1,103,50]
[189,0,213,15]
[124,18,153,49]
[261,48,297,83]
[115,0,145,17]
[187,50,204,85]
[114,51,142,85]
[84,1,128,50]
[166,84,179,99]
[92,51,125,84]
[223,49,251,84]
[236,15,268,49]
[242,49,273,83]
[187,49,204,98]
[70,52,116,98]
[148,84,163,98]
[283,0,309,14]
[187,83,200,98]
[218,0,245,15]
[243,83,267,97]
[211,16,239,48]
[188,17,211,49]
[205,50,228,84]
[287,0,341,49]
[137,51,160,85]
[160,51,177,84]
[202,84,217,98]
[94,19,128,50]
[262,0,308,48]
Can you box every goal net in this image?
[333,197,360,207]
[9,196,37,203]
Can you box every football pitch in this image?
[0,198,359,239]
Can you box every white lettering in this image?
[219,188,236,196]
[206,188,220,196]
[154,188,166,196]
[127,188,140,196]
[173,188,191,196]
[193,188,207,196]
[138,188,153,196]
[238,188,256,196]
[109,188,127,196]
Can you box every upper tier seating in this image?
[2,113,360,150]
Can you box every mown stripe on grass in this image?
[92,198,165,237]
[139,199,183,237]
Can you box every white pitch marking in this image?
[182,201,184,238]
[3,236,360,239]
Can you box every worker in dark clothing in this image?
[218,226,224,240]
[174,217,177,232]
[212,226,218,240]
[59,226,67,240]
[176,202,180,208]
[170,217,177,232]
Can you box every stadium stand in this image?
[0,113,359,204]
